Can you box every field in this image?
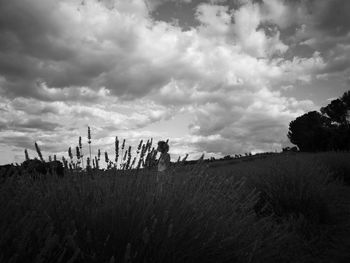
[1,152,350,263]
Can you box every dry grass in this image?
[0,151,349,262]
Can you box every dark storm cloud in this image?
[313,0,350,36]
[0,0,348,100]
[0,0,74,98]
[272,0,350,34]
[0,0,202,101]
[149,0,202,29]
[0,0,67,57]
[0,0,137,100]
[259,0,350,86]
[1,0,347,102]
[262,0,350,45]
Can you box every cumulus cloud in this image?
[0,88,174,164]
[0,0,322,100]
[0,0,349,163]
[186,87,315,154]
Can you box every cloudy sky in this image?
[0,0,349,164]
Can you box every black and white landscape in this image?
[0,1,350,262]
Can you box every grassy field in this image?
[1,152,350,263]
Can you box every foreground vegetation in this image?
[1,152,350,263]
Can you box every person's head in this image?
[157,141,169,153]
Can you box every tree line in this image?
[288,90,350,152]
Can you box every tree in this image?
[321,98,347,125]
[287,111,331,152]
[326,125,350,151]
[320,91,350,150]
[288,90,350,152]
[321,91,350,126]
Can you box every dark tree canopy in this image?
[288,90,350,152]
[321,91,350,126]
[288,111,331,152]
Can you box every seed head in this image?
[137,140,143,154]
[105,151,109,163]
[121,139,125,150]
[126,146,132,169]
[76,146,81,159]
[35,142,44,162]
[115,137,119,163]
[123,149,128,161]
[24,149,29,161]
[68,147,73,159]
[87,126,91,144]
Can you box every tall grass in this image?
[0,152,349,262]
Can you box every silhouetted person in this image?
[156,141,170,194]
[157,140,170,172]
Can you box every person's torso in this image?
[158,154,168,172]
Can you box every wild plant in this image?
[76,146,81,167]
[1,143,350,262]
[62,156,68,169]
[120,139,126,167]
[115,136,119,165]
[88,126,92,161]
[35,142,44,162]
[68,147,73,161]
[24,149,29,161]
[105,151,109,164]
[126,146,132,169]
[79,136,84,168]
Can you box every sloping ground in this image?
[327,185,350,262]
[205,152,350,262]
[0,152,349,262]
[207,153,281,168]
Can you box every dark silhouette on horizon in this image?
[288,90,350,152]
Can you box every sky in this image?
[0,0,350,164]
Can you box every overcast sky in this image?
[0,0,350,164]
